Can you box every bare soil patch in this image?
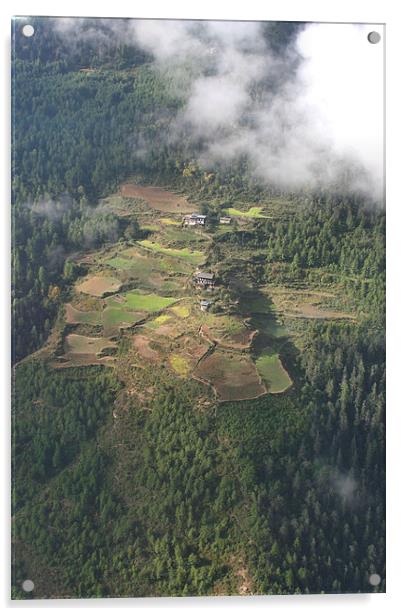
[65,303,101,326]
[120,184,194,213]
[194,350,266,402]
[76,275,121,297]
[132,335,161,362]
[65,333,117,355]
[52,334,117,369]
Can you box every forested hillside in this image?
[12,17,385,599]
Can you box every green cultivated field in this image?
[160,217,181,226]
[108,291,178,312]
[256,347,292,393]
[65,303,102,326]
[102,307,145,328]
[224,206,269,219]
[138,239,205,265]
[121,247,191,274]
[105,256,139,270]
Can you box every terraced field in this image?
[138,239,205,265]
[120,246,193,275]
[255,347,293,393]
[223,206,269,219]
[65,303,101,326]
[65,334,116,355]
[266,287,356,321]
[120,183,194,213]
[200,313,257,350]
[102,307,145,329]
[107,291,179,313]
[76,275,121,297]
[194,350,266,401]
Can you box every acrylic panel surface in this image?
[11,16,385,599]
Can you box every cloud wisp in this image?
[53,17,385,204]
[129,19,384,203]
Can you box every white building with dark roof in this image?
[183,213,207,226]
[194,271,215,287]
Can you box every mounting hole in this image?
[367,31,381,44]
[369,573,381,586]
[22,579,34,592]
[22,24,35,38]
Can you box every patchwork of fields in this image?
[52,183,359,400]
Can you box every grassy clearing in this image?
[171,304,191,318]
[138,239,205,265]
[159,279,185,293]
[252,316,288,338]
[122,245,192,275]
[169,354,191,377]
[125,249,188,273]
[156,258,193,274]
[255,348,292,393]
[162,226,208,244]
[146,314,172,329]
[65,334,116,355]
[65,303,101,326]
[108,291,178,313]
[121,247,147,259]
[203,313,244,334]
[102,307,145,328]
[201,313,255,349]
[224,206,269,219]
[76,275,121,297]
[105,256,138,270]
[132,335,160,362]
[267,287,355,320]
[160,217,181,226]
[104,251,189,288]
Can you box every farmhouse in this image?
[194,271,215,287]
[183,213,207,226]
[219,216,232,224]
[200,299,212,312]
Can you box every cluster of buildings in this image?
[181,212,231,312]
[194,271,215,312]
[182,212,232,226]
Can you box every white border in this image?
[1,1,401,614]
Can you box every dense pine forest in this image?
[11,18,385,599]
